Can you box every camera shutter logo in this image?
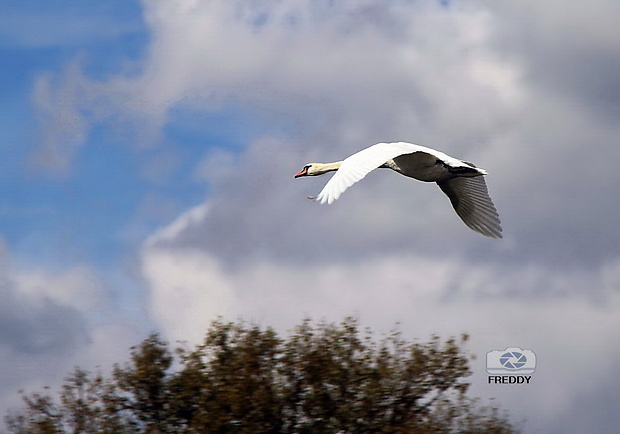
[500,351,527,369]
[487,347,536,375]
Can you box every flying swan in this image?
[294,142,502,238]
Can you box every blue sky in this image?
[0,0,258,270]
[3,1,620,432]
[1,0,140,256]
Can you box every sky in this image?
[2,0,620,432]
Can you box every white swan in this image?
[294,142,502,238]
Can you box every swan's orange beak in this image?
[294,167,308,178]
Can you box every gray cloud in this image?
[27,0,620,431]
[490,1,620,118]
[0,243,143,416]
[0,244,89,354]
[131,1,522,268]
[0,292,88,355]
[133,0,620,295]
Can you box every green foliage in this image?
[5,318,518,433]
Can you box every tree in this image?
[5,318,519,433]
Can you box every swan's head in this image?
[294,164,312,178]
[294,163,325,177]
[294,162,340,178]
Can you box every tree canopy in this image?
[5,318,518,433]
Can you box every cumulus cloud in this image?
[0,242,89,355]
[0,241,143,415]
[75,0,616,268]
[142,209,620,432]
[130,0,524,146]
[33,0,523,171]
[28,0,620,431]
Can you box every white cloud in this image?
[36,0,521,157]
[128,2,620,431]
[142,217,620,431]
[14,265,107,313]
[142,247,237,344]
[24,0,620,431]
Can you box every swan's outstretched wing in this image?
[436,176,502,238]
[315,142,422,204]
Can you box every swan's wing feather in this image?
[437,176,503,238]
[315,142,422,204]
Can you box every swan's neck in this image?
[310,161,343,175]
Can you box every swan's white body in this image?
[294,142,502,238]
